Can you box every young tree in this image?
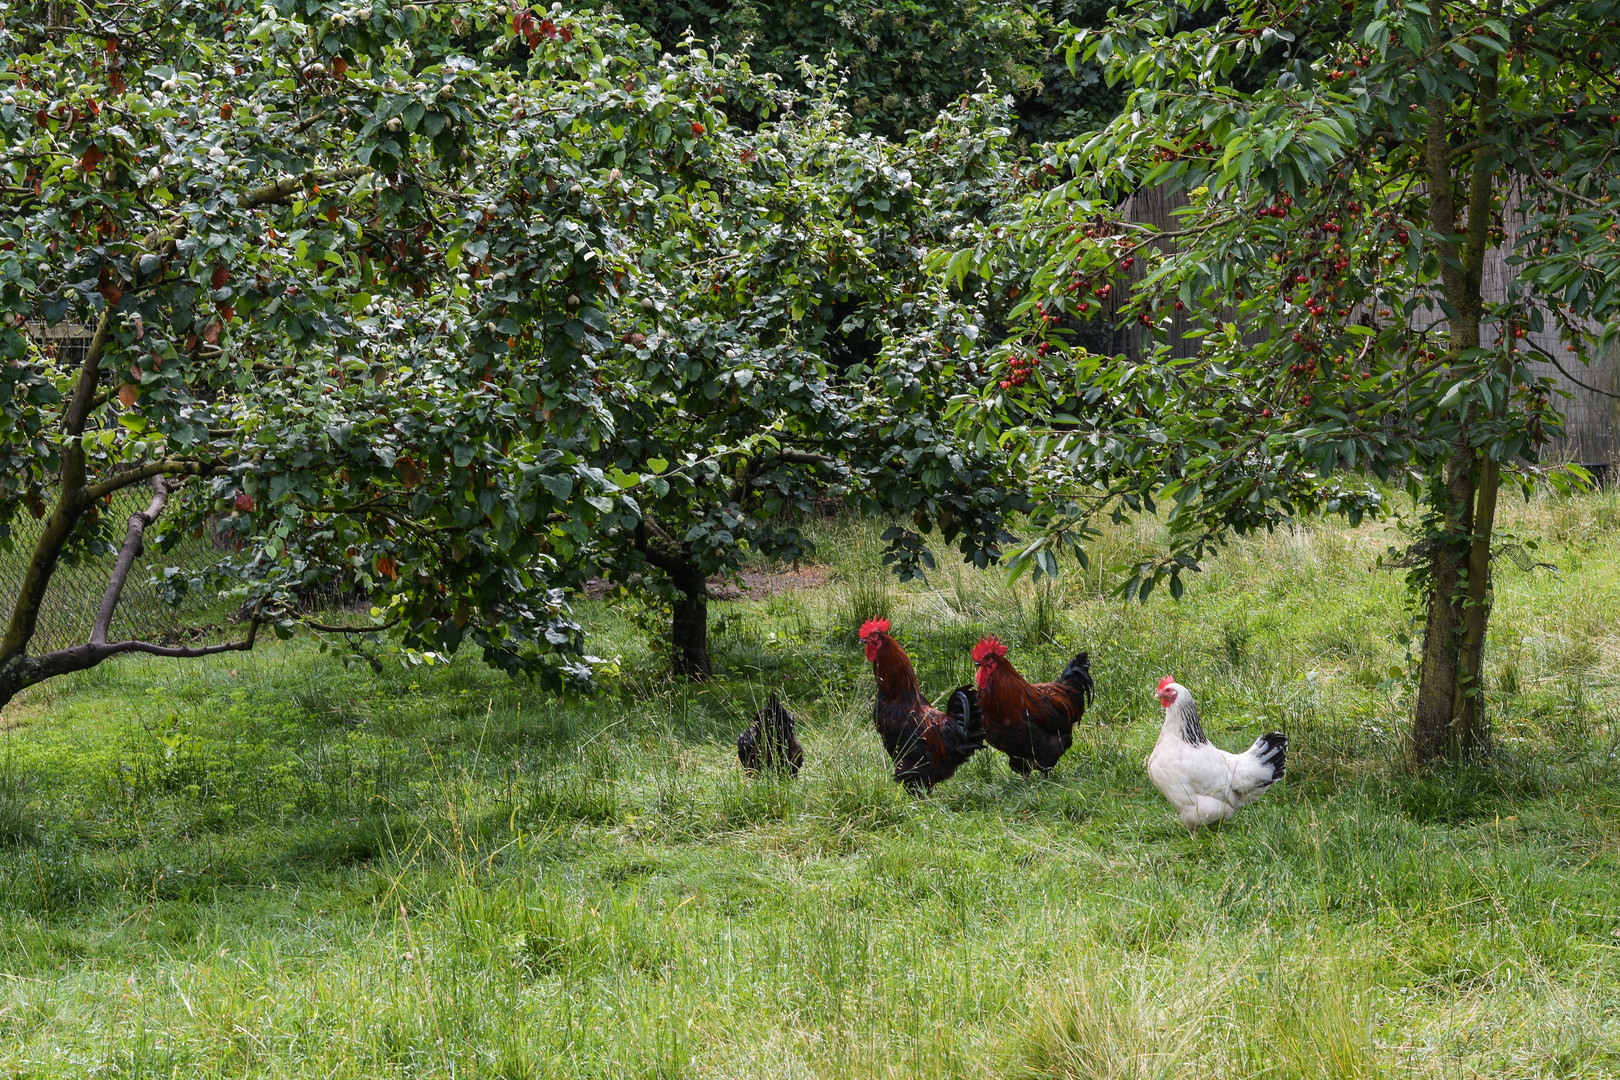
[947,0,1620,759]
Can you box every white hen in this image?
[1146,677,1286,831]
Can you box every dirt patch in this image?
[582,565,831,602]
[708,566,831,601]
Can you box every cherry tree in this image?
[947,0,1620,759]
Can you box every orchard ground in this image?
[2,492,1619,1078]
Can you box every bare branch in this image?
[769,450,837,466]
[4,621,263,706]
[90,477,171,646]
[84,458,219,503]
[245,167,373,208]
[1522,152,1608,209]
[47,621,262,670]
[1524,340,1620,400]
[304,616,402,634]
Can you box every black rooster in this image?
[736,693,805,776]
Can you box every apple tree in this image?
[1,0,1031,703]
[0,0,743,707]
[562,72,1034,677]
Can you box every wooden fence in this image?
[1105,185,1620,471]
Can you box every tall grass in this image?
[0,495,1618,1076]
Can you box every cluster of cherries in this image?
[999,343,1051,390]
[1256,195,1293,220]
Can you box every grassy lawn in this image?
[2,493,1619,1078]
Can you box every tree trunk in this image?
[668,558,711,681]
[1412,454,1482,761]
[1411,11,1502,764]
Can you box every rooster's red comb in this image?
[859,617,891,639]
[972,635,1009,663]
[1157,676,1176,692]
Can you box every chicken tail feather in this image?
[1058,651,1094,709]
[945,686,988,750]
[1246,732,1287,785]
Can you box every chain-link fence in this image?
[0,486,248,654]
[6,324,248,654]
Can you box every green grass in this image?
[3,493,1620,1078]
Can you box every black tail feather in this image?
[945,686,987,750]
[1059,651,1094,710]
[1250,732,1287,784]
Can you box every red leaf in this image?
[96,265,122,306]
[35,109,49,128]
[202,320,221,345]
[106,36,119,52]
[109,69,126,95]
[234,493,255,512]
[80,146,105,172]
[211,265,229,289]
[560,24,573,42]
[332,56,348,77]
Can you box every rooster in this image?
[972,636,1093,775]
[1147,678,1286,831]
[859,618,986,791]
[736,693,804,776]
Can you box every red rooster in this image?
[973,635,1094,775]
[859,618,986,791]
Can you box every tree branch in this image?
[768,450,837,466]
[1522,152,1608,209]
[304,616,402,634]
[245,167,373,208]
[84,458,219,503]
[634,520,691,577]
[1525,340,1620,400]
[90,477,170,646]
[43,621,262,672]
[62,309,112,446]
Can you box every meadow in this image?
[2,491,1620,1078]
